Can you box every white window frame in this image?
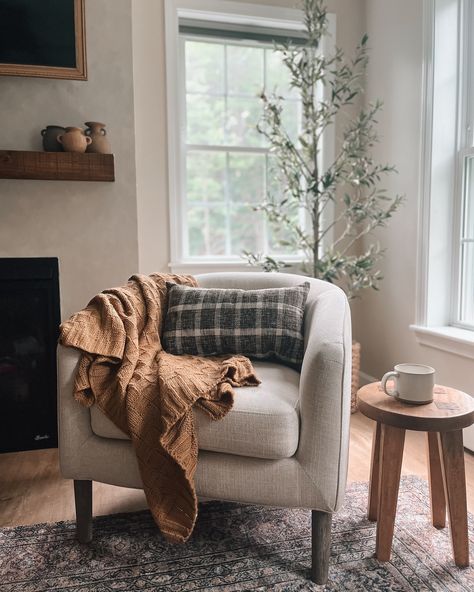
[411,0,474,358]
[181,33,304,261]
[454,0,474,329]
[164,0,336,274]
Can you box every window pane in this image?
[265,49,301,144]
[187,95,225,145]
[227,45,264,96]
[230,205,264,254]
[460,156,474,325]
[185,41,224,95]
[265,48,298,98]
[267,155,284,200]
[460,242,474,325]
[226,97,263,146]
[187,151,226,202]
[187,205,227,256]
[463,156,474,239]
[228,153,265,204]
[280,100,301,144]
[182,34,303,260]
[268,206,302,254]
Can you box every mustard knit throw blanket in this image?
[59,273,260,543]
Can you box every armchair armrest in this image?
[57,344,94,478]
[296,285,352,512]
[57,344,143,487]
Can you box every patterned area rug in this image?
[1,476,473,591]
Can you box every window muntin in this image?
[459,153,474,326]
[181,34,302,259]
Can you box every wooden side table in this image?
[357,383,474,567]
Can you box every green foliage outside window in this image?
[184,37,302,258]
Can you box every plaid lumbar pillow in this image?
[163,282,310,367]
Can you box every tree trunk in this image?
[312,203,320,279]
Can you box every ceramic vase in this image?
[41,125,65,152]
[84,121,111,154]
[57,127,91,153]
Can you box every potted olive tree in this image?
[245,0,403,411]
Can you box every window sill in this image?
[410,324,474,360]
[169,260,259,274]
[169,258,304,275]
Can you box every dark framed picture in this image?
[0,0,86,80]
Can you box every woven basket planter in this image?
[351,341,361,414]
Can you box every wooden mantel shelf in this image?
[0,150,115,182]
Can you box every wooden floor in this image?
[1,412,474,528]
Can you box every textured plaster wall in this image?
[356,0,474,447]
[132,0,169,275]
[352,0,424,377]
[0,0,138,320]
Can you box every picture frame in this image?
[0,0,87,80]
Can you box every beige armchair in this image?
[57,272,351,585]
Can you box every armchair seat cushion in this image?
[90,361,300,460]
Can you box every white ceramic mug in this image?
[381,363,435,405]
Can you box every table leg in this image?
[368,422,382,521]
[438,430,470,567]
[426,431,446,528]
[376,424,406,562]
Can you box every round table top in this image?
[357,382,474,432]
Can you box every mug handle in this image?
[57,134,64,145]
[381,371,399,398]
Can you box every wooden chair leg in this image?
[368,422,382,521]
[376,424,405,562]
[426,431,446,528]
[438,430,469,567]
[74,479,93,543]
[311,510,332,585]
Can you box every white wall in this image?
[132,0,170,275]
[353,0,423,373]
[0,0,138,320]
[356,0,474,447]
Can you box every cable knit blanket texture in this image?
[59,273,260,543]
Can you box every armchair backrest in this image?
[196,272,340,307]
[196,271,346,351]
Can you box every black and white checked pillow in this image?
[163,282,310,367]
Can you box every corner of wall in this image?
[132,0,170,275]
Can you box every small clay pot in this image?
[85,121,111,154]
[41,125,65,152]
[57,126,91,153]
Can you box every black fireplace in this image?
[0,258,60,453]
